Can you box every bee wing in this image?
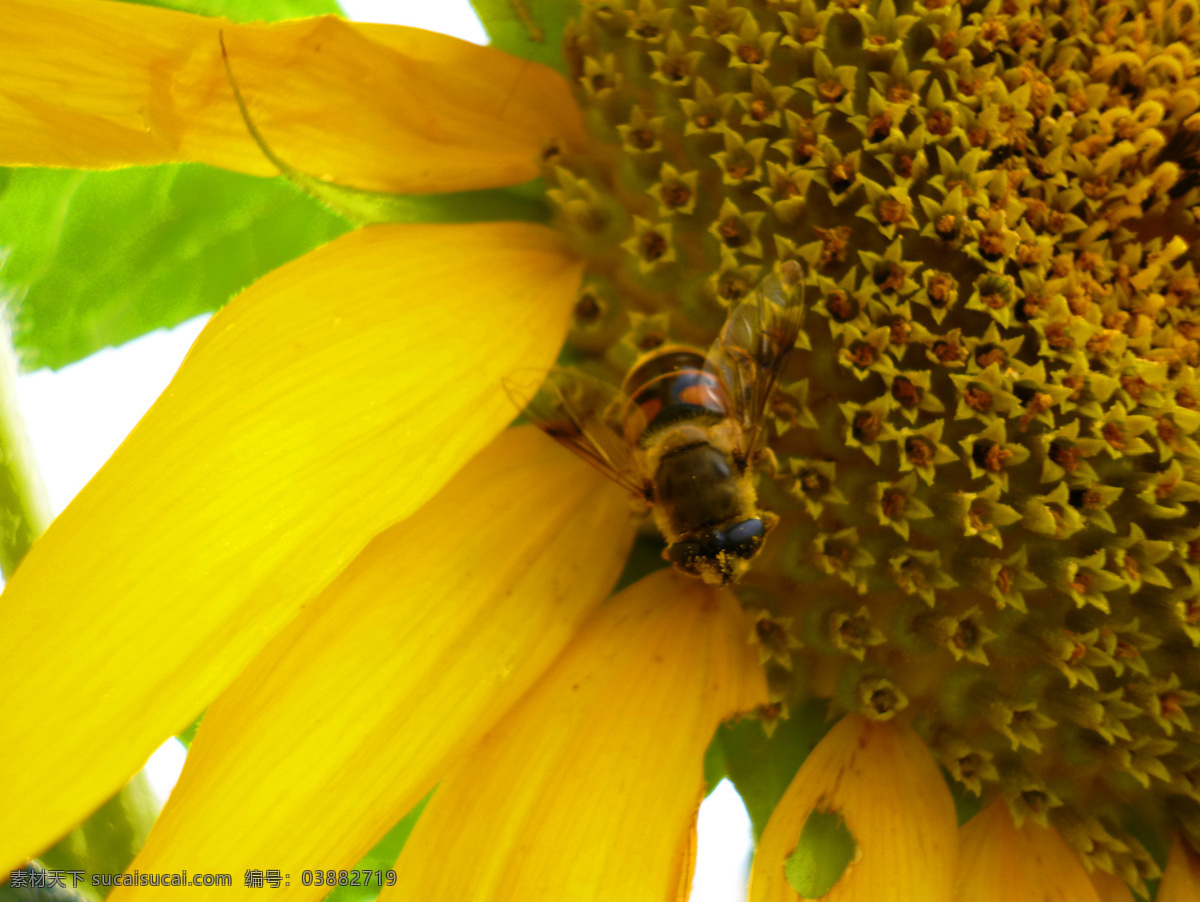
[504,368,652,500]
[704,261,806,461]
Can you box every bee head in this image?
[666,518,767,586]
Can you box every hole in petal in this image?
[785,807,858,898]
[688,779,754,902]
[144,737,188,806]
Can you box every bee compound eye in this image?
[700,528,726,555]
[725,518,766,558]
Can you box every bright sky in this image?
[12,1,755,898]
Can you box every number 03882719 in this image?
[300,869,397,887]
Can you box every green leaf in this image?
[0,165,351,371]
[0,0,352,372]
[702,731,728,796]
[716,698,833,839]
[120,0,341,23]
[0,160,548,372]
[783,809,857,898]
[325,795,430,902]
[177,713,204,749]
[471,0,577,74]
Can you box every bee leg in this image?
[758,446,780,479]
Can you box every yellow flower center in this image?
[544,0,1200,892]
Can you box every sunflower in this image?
[5,0,1200,899]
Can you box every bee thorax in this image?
[652,441,742,534]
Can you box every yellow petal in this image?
[953,800,1101,902]
[1089,869,1134,902]
[0,0,584,193]
[0,222,581,872]
[1159,835,1200,902]
[109,426,635,900]
[750,715,958,902]
[383,568,768,902]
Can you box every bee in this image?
[509,260,805,586]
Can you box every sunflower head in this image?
[544,0,1200,891]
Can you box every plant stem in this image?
[0,318,50,578]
